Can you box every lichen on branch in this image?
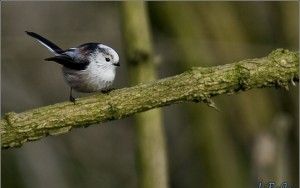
[1,49,299,149]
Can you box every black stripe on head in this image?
[98,47,111,56]
[78,43,99,55]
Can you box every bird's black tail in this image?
[25,31,63,54]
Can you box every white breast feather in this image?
[62,61,116,92]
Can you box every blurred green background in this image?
[1,1,298,188]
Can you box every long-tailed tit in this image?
[26,31,120,103]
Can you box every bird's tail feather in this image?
[25,31,63,55]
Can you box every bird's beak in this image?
[113,62,120,66]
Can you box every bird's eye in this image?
[105,57,111,62]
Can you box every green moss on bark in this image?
[1,49,298,149]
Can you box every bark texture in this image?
[1,49,298,149]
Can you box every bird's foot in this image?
[70,95,76,104]
[101,88,115,94]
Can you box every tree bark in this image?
[121,2,169,188]
[1,49,298,149]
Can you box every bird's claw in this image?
[101,88,115,94]
[70,95,76,104]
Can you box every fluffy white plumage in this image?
[26,31,120,102]
[63,44,119,92]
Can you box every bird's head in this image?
[89,44,120,69]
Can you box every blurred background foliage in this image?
[1,1,298,188]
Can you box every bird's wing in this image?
[44,43,100,70]
[45,53,89,70]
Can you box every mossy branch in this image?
[1,49,298,149]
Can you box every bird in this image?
[25,31,120,103]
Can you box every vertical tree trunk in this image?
[120,2,169,188]
[152,2,247,187]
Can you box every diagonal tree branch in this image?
[1,49,298,149]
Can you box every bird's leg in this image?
[69,87,76,104]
